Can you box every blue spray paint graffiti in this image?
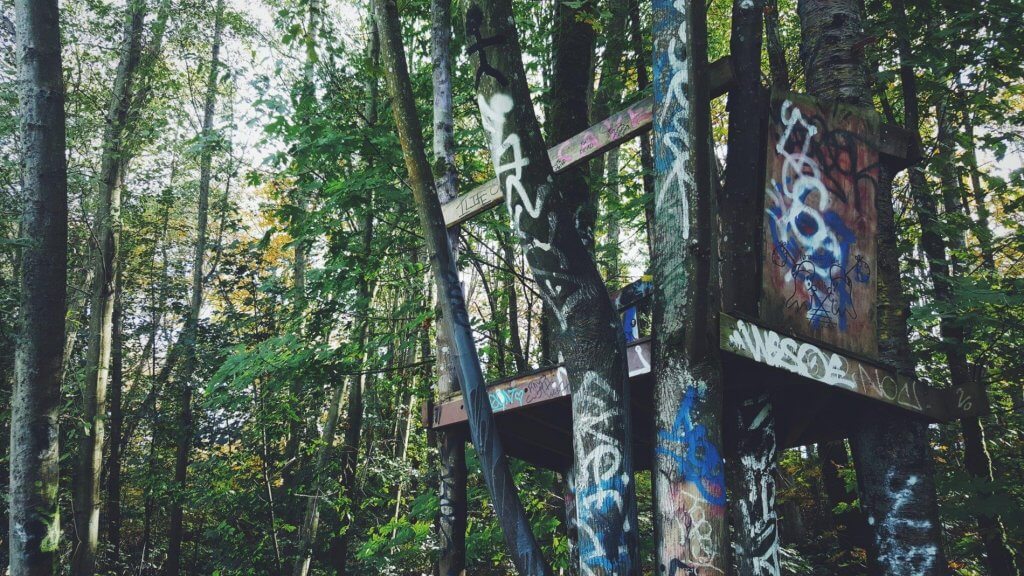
[622,306,638,343]
[766,100,871,331]
[656,387,726,507]
[576,475,632,573]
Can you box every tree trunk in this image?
[603,148,622,282]
[628,0,657,258]
[9,0,67,573]
[73,4,146,574]
[961,108,996,269]
[330,210,375,576]
[374,0,552,572]
[467,0,640,572]
[165,1,224,572]
[503,240,528,372]
[650,1,726,574]
[720,2,781,573]
[291,383,344,576]
[940,103,1019,576]
[764,0,790,90]
[105,286,124,568]
[284,0,320,474]
[588,0,630,245]
[549,0,597,251]
[798,0,948,572]
[429,1,469,573]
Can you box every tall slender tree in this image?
[166,1,225,572]
[430,0,468,573]
[886,2,1017,573]
[9,0,67,574]
[650,0,726,574]
[73,4,147,574]
[373,0,552,573]
[721,0,781,573]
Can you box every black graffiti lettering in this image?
[466,5,508,87]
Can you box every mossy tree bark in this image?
[9,0,68,573]
[373,0,552,573]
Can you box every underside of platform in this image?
[425,314,986,471]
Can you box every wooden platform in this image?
[425,314,985,470]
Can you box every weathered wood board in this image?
[430,339,653,428]
[761,91,881,357]
[442,58,735,228]
[720,314,938,416]
[428,315,987,433]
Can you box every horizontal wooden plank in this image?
[443,57,735,228]
[429,314,979,430]
[431,340,652,429]
[720,314,946,420]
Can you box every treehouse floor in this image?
[425,314,983,471]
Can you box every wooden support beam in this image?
[427,316,986,431]
[719,313,985,421]
[442,57,735,228]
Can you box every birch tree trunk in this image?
[466,0,640,572]
[9,0,67,573]
[798,0,948,573]
[73,4,146,574]
[374,0,552,572]
[650,1,727,574]
[429,1,469,570]
[105,286,124,567]
[166,2,225,572]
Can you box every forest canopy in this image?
[1,0,1022,575]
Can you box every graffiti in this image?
[488,387,525,412]
[465,5,507,87]
[623,306,638,343]
[551,98,654,172]
[574,371,633,575]
[656,386,726,507]
[732,395,781,576]
[477,90,591,337]
[871,473,937,576]
[725,318,925,412]
[765,99,873,331]
[657,480,725,575]
[955,387,973,412]
[628,344,651,377]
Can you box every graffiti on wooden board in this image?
[761,92,880,356]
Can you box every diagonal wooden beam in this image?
[443,57,735,228]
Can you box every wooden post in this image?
[651,0,728,574]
